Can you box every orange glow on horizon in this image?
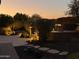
[0,6,65,19]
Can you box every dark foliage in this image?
[67,0,79,16]
[36,19,54,42]
[14,13,29,24]
[0,14,13,27]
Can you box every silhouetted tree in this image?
[57,17,78,30]
[57,17,79,23]
[32,14,41,20]
[14,13,29,25]
[31,14,42,32]
[13,13,29,30]
[37,19,54,42]
[67,0,79,16]
[0,14,14,35]
[0,14,13,28]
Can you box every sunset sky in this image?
[0,0,70,19]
